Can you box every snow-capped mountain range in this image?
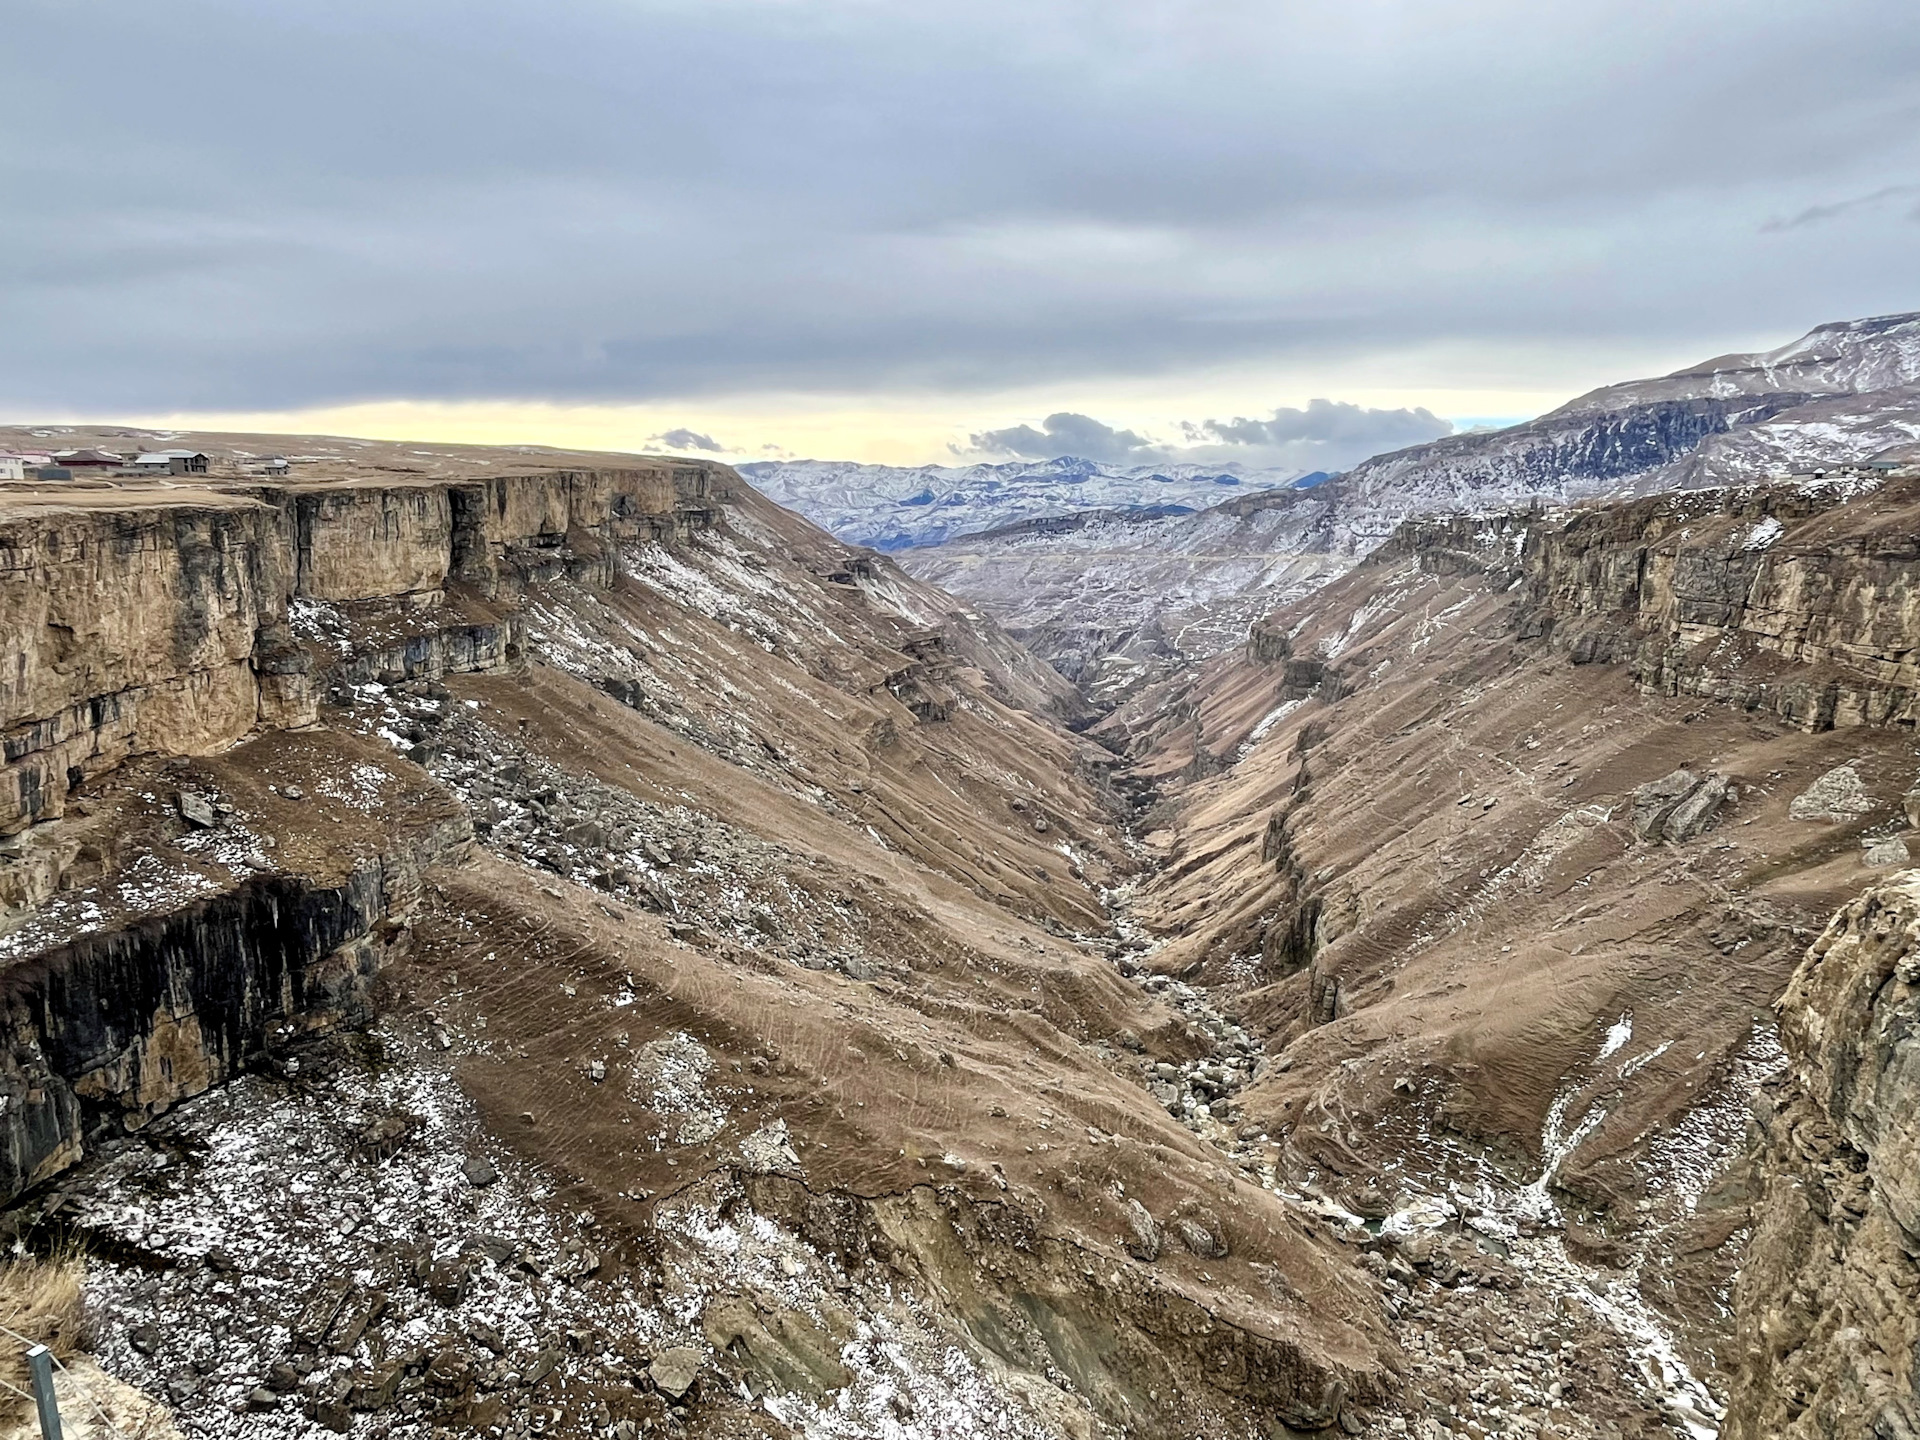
[737,455,1321,551]
[898,311,1920,698]
[1325,310,1920,551]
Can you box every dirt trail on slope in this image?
[0,460,1399,1440]
[1087,478,1920,1439]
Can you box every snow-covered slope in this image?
[1327,311,1920,548]
[1573,311,1920,413]
[903,488,1338,704]
[738,455,1312,550]
[903,312,1920,691]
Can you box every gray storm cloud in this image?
[2,0,1918,414]
[1185,400,1452,451]
[970,414,1156,464]
[650,428,725,453]
[969,400,1453,472]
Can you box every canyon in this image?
[1,416,1918,1440]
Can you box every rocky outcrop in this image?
[1519,481,1920,728]
[1245,621,1340,708]
[0,812,468,1200]
[1727,873,1920,1439]
[1373,475,1920,731]
[1790,762,1877,821]
[0,463,726,1197]
[0,464,726,835]
[1631,769,1733,842]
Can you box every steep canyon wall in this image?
[0,464,722,836]
[1374,476,1920,731]
[0,463,724,1199]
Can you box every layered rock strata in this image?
[1370,476,1920,730]
[0,464,722,837]
[0,464,723,1198]
[1727,872,1920,1439]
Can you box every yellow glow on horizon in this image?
[66,340,1665,466]
[27,335,1692,465]
[104,382,1574,467]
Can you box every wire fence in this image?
[0,1318,132,1440]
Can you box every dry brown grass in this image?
[0,1253,92,1423]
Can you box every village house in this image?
[130,450,210,475]
[52,448,124,468]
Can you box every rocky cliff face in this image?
[0,464,720,838]
[1084,469,1920,1437]
[0,442,1400,1440]
[0,462,722,1200]
[1727,873,1920,1440]
[1368,474,1920,731]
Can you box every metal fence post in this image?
[25,1345,62,1440]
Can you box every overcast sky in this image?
[7,0,1919,466]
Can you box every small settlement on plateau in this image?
[0,443,290,483]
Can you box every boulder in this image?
[461,1153,498,1188]
[425,1258,470,1306]
[649,1346,703,1400]
[1634,768,1734,842]
[1865,837,1911,868]
[1123,1198,1162,1261]
[1665,773,1731,842]
[1171,1207,1230,1258]
[177,791,217,828]
[1790,763,1875,821]
[1631,770,1699,841]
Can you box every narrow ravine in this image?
[1088,822,1768,1440]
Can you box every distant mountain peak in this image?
[740,454,1307,550]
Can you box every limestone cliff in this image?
[0,464,722,838]
[0,462,731,1202]
[1728,872,1920,1439]
[1370,475,1920,731]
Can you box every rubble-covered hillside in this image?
[1090,471,1920,1438]
[0,443,1396,1440]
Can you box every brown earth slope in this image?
[9,430,1919,1440]
[0,443,1394,1440]
[1093,474,1920,1436]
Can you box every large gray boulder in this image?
[1865,837,1911,869]
[1633,769,1732,842]
[649,1346,703,1400]
[1791,763,1875,822]
[1632,769,1699,841]
[1666,773,1732,842]
[1123,1198,1162,1261]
